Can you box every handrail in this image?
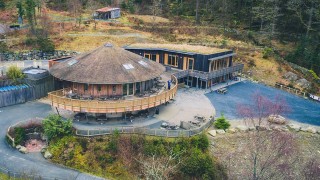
[48,75,178,113]
[75,117,215,137]
[172,64,244,80]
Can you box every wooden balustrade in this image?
[48,75,178,113]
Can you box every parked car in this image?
[161,122,169,128]
[169,125,179,130]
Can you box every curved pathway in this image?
[0,101,104,180]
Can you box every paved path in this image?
[155,88,215,125]
[0,101,105,180]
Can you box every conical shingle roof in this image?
[50,44,165,84]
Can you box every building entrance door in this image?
[128,83,134,95]
[188,58,194,70]
[135,82,140,94]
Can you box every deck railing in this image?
[48,75,178,113]
[172,63,244,81]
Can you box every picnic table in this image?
[157,81,166,86]
[189,120,201,126]
[67,93,79,99]
[82,95,93,100]
[98,95,108,101]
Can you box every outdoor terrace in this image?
[174,63,244,81]
[48,75,178,113]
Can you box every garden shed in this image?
[94,7,121,19]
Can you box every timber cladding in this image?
[124,45,234,72]
[0,76,54,108]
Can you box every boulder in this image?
[210,142,215,147]
[248,126,256,131]
[300,127,308,132]
[41,147,47,153]
[281,126,290,132]
[257,126,269,131]
[268,115,286,125]
[44,150,52,159]
[236,125,249,132]
[287,124,301,132]
[296,78,311,89]
[216,129,226,134]
[283,71,298,81]
[227,128,237,134]
[41,134,48,141]
[271,126,282,131]
[208,130,217,137]
[19,146,28,154]
[306,127,317,134]
[16,145,22,150]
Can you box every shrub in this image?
[120,1,127,9]
[0,41,8,53]
[37,37,55,53]
[214,114,230,130]
[42,114,72,141]
[0,0,4,9]
[262,47,273,59]
[14,127,26,145]
[107,129,120,153]
[181,148,216,179]
[25,36,55,53]
[190,133,209,151]
[220,39,228,48]
[248,59,256,67]
[144,138,168,156]
[308,70,319,80]
[6,66,25,84]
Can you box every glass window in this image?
[168,55,178,67]
[144,53,150,59]
[112,85,116,93]
[97,85,102,92]
[128,83,133,95]
[136,82,140,93]
[123,84,127,96]
[145,53,157,61]
[188,58,194,70]
[84,84,88,91]
[151,54,157,61]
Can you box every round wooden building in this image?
[48,44,177,115]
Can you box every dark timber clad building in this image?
[124,43,244,89]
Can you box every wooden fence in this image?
[0,87,34,107]
[75,117,214,137]
[6,118,43,147]
[75,118,214,138]
[0,76,54,108]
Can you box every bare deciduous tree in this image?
[68,0,83,27]
[151,0,162,30]
[302,158,320,180]
[135,149,183,180]
[237,92,289,128]
[233,93,298,180]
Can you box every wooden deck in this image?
[48,75,178,113]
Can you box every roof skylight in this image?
[123,63,134,70]
[68,59,78,66]
[104,43,113,47]
[138,60,148,67]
